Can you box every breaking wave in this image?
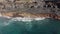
[0,16,46,26]
[3,17,45,26]
[0,13,46,22]
[10,17,46,22]
[0,16,60,34]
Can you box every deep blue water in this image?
[0,18,60,34]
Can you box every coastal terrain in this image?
[0,0,60,19]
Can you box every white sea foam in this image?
[0,17,45,26]
[10,17,46,22]
[0,13,45,21]
[0,15,43,21]
[11,17,33,22]
[34,17,45,20]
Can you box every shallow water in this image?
[0,18,60,34]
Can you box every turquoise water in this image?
[0,18,60,34]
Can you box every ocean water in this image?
[0,17,60,34]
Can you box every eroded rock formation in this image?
[0,0,60,19]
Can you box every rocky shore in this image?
[0,0,60,20]
[0,11,60,20]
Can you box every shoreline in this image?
[0,13,60,21]
[0,13,59,20]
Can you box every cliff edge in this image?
[0,0,60,20]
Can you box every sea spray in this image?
[6,17,46,31]
[0,16,46,27]
[10,17,45,22]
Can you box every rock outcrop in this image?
[0,0,60,20]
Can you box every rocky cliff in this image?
[0,0,60,20]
